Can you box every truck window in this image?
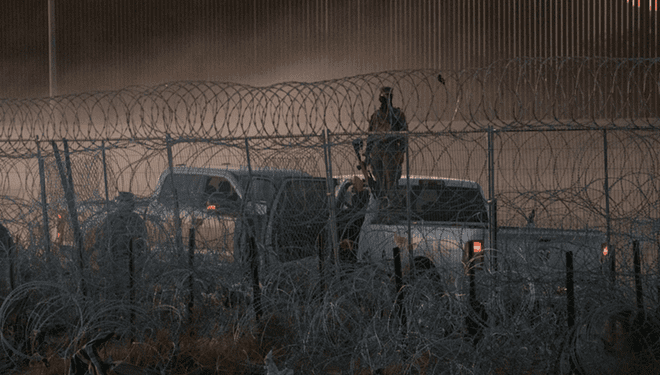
[157,173,205,208]
[204,176,239,201]
[396,184,487,224]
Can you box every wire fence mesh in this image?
[0,57,659,374]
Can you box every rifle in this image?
[351,138,375,188]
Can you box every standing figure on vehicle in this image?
[91,192,147,299]
[365,86,408,205]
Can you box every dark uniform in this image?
[0,223,14,257]
[365,87,408,204]
[0,222,15,292]
[92,192,147,298]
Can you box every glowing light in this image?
[602,244,609,257]
[473,241,482,253]
[628,0,658,11]
[207,205,216,210]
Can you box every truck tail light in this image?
[602,243,609,257]
[463,240,484,272]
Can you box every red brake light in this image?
[602,243,609,256]
[474,241,482,253]
[207,205,216,210]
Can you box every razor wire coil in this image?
[0,57,658,373]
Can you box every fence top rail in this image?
[0,119,658,145]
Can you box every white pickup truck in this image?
[352,176,608,289]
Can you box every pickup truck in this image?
[351,176,608,292]
[147,165,330,264]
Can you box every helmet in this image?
[379,86,393,99]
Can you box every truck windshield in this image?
[394,183,487,224]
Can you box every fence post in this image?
[165,135,183,254]
[633,240,644,311]
[63,139,84,256]
[36,140,51,255]
[406,132,414,273]
[243,138,262,321]
[323,130,339,264]
[101,141,110,208]
[52,139,86,295]
[566,251,575,329]
[488,126,498,271]
[393,247,406,330]
[129,237,135,326]
[657,233,660,306]
[242,137,258,264]
[566,250,577,375]
[187,226,196,321]
[249,225,263,322]
[603,129,614,284]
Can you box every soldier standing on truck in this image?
[365,86,408,206]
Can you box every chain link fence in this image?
[0,57,659,373]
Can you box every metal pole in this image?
[187,227,195,321]
[245,138,253,177]
[566,250,577,375]
[249,234,263,322]
[48,0,56,98]
[393,247,406,329]
[603,129,614,284]
[62,139,83,255]
[657,229,660,305]
[488,126,497,271]
[52,139,85,294]
[566,251,575,329]
[165,135,183,253]
[129,237,135,325]
[243,138,262,322]
[37,140,51,255]
[406,131,414,272]
[242,138,259,265]
[633,240,644,311]
[101,141,110,208]
[323,130,339,264]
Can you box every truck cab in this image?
[148,166,330,265]
[356,175,607,292]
